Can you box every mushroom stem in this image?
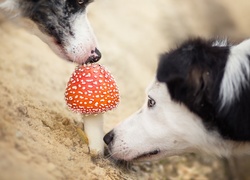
[83,114,104,154]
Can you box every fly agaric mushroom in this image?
[65,64,120,154]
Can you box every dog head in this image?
[103,38,250,161]
[1,0,101,64]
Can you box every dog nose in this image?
[86,47,102,63]
[103,130,114,145]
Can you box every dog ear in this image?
[156,42,201,83]
[156,52,190,83]
[156,47,212,105]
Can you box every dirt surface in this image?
[1,0,250,179]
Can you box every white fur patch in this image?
[219,39,250,108]
[0,0,20,17]
[212,38,229,47]
[0,0,18,11]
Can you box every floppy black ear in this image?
[156,47,212,106]
[156,41,203,83]
[156,52,190,83]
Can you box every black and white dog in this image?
[0,0,101,64]
[104,38,250,161]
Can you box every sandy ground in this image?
[1,0,250,179]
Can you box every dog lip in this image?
[133,149,160,160]
[52,38,101,64]
[50,39,73,62]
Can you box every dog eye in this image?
[148,97,156,108]
[77,0,93,5]
[78,0,85,5]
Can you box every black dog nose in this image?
[103,130,114,145]
[86,47,102,63]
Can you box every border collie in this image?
[104,38,250,161]
[0,0,101,64]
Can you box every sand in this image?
[1,0,250,179]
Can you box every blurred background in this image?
[1,0,250,179]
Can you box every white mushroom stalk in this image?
[65,63,120,154]
[83,114,104,153]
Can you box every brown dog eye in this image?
[148,97,156,108]
[78,0,84,5]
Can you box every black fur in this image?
[19,0,93,45]
[157,38,250,141]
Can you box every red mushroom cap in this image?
[65,64,120,114]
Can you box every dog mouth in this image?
[133,149,160,161]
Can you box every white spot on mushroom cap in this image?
[78,91,83,94]
[86,79,93,82]
[86,73,91,77]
